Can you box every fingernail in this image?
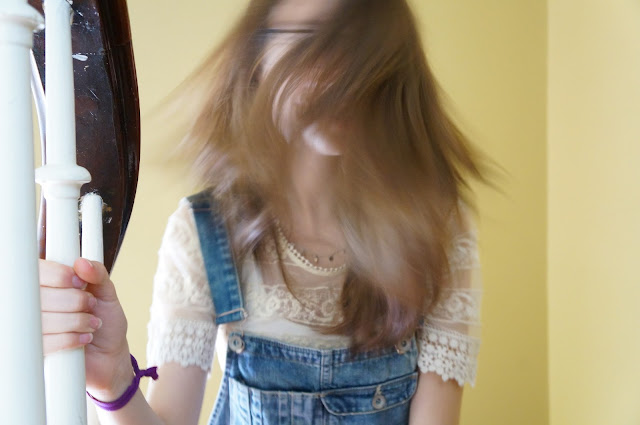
[84,258,94,269]
[89,317,102,330]
[88,295,97,309]
[79,333,93,344]
[72,276,87,289]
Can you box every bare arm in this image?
[409,372,463,425]
[146,363,209,425]
[93,389,166,425]
[93,362,208,425]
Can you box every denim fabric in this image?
[187,192,247,325]
[188,191,418,425]
[209,333,418,425]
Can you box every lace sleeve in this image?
[416,205,482,387]
[146,199,217,372]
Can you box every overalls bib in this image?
[188,192,418,425]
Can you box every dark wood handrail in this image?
[29,0,140,273]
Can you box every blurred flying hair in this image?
[175,0,492,351]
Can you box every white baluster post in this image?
[80,193,103,425]
[80,193,103,266]
[0,1,45,424]
[35,0,91,424]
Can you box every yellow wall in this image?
[547,1,640,424]
[414,2,549,424]
[115,1,549,424]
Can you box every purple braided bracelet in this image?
[87,354,158,411]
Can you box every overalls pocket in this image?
[228,372,418,425]
[320,372,418,424]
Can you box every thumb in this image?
[73,257,119,302]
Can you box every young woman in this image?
[39,0,485,424]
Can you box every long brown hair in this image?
[177,0,489,350]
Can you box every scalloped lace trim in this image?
[416,325,479,387]
[147,318,216,372]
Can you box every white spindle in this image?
[35,0,91,424]
[0,1,46,424]
[81,193,103,425]
[81,193,104,262]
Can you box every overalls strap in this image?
[187,191,246,325]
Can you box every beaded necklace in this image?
[274,223,348,275]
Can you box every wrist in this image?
[87,351,134,401]
[87,354,158,411]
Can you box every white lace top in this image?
[147,199,482,387]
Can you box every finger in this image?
[43,333,93,356]
[41,312,102,335]
[40,287,97,313]
[73,258,108,284]
[73,258,118,302]
[38,259,87,289]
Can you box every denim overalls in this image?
[188,192,418,425]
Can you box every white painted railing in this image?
[1,0,103,424]
[35,1,91,424]
[0,1,47,423]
